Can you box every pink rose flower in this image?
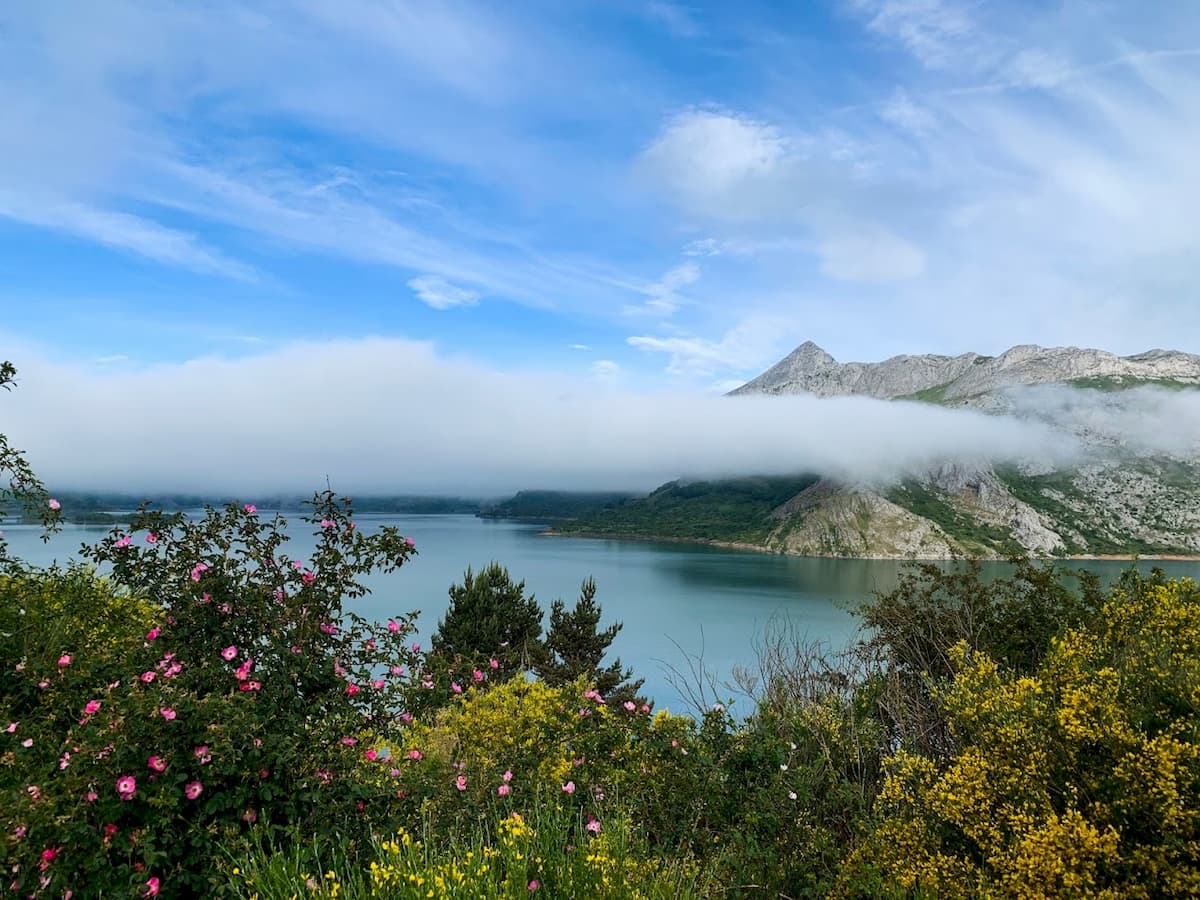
[387,620,400,633]
[148,755,167,773]
[117,775,137,800]
[48,498,61,511]
[84,700,101,715]
[562,781,575,794]
[455,775,467,791]
[185,781,203,800]
[221,646,237,661]
[57,654,71,667]
[365,749,378,761]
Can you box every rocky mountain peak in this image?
[733,342,1200,400]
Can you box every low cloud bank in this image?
[0,338,1106,496]
[1003,384,1200,460]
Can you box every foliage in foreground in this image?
[2,357,1199,898]
[841,573,1200,898]
[228,804,714,899]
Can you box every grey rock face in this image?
[732,342,1200,400]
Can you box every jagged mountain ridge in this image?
[731,341,1200,401]
[730,342,1200,559]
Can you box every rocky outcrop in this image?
[924,463,1065,555]
[765,479,958,559]
[732,342,1200,401]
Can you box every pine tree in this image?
[540,576,644,703]
[431,562,546,675]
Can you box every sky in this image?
[2,1,1200,492]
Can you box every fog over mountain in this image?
[0,337,1096,496]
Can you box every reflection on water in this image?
[4,515,1198,712]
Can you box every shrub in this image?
[1,495,422,896]
[839,572,1200,898]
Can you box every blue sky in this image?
[3,0,1200,394]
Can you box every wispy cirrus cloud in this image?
[3,1,1200,388]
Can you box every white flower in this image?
[788,791,797,801]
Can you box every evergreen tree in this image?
[432,562,546,675]
[540,576,644,703]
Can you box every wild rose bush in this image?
[2,495,425,896]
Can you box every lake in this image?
[5,513,1199,711]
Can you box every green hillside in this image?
[554,475,820,544]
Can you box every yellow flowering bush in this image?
[840,574,1200,898]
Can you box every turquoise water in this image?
[5,514,1198,711]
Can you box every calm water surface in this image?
[6,514,1199,711]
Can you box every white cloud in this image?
[407,275,481,310]
[879,88,937,135]
[2,338,1077,495]
[849,0,982,71]
[818,230,925,283]
[570,343,591,351]
[0,198,256,281]
[590,359,622,380]
[623,262,700,316]
[93,354,129,364]
[682,237,722,257]
[628,316,801,377]
[639,110,788,219]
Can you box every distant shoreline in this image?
[541,528,1200,562]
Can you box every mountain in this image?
[734,342,1200,558]
[560,343,1200,559]
[731,341,1200,401]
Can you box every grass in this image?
[1067,376,1199,392]
[555,476,819,545]
[885,480,1023,557]
[226,805,715,899]
[895,382,954,404]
